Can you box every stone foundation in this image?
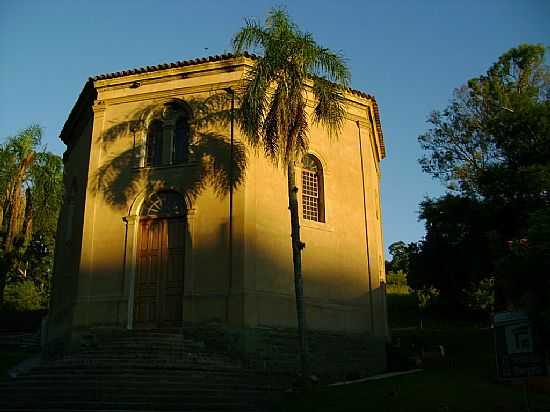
[182,322,387,381]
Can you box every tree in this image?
[232,8,350,382]
[0,125,63,306]
[419,44,550,206]
[407,195,496,312]
[417,44,550,316]
[388,241,411,274]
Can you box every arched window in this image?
[140,191,186,218]
[145,120,163,167]
[172,116,190,164]
[301,154,325,222]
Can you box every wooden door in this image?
[134,218,185,328]
[162,218,185,325]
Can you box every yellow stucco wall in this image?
[48,56,388,343]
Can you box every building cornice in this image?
[60,52,385,158]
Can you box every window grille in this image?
[141,191,186,217]
[301,154,324,222]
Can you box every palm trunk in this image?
[287,161,310,385]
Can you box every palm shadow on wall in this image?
[92,92,246,209]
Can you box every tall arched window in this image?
[172,116,190,164]
[145,120,163,167]
[301,154,325,222]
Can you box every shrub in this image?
[2,281,45,312]
[462,276,495,315]
[386,270,411,295]
[415,286,440,311]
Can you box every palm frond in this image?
[233,7,350,167]
[311,47,350,86]
[312,77,346,139]
[233,19,267,54]
[263,81,288,162]
[238,59,272,147]
[282,86,308,164]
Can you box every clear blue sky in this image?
[1,0,548,256]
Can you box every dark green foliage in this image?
[0,125,63,307]
[419,43,550,201]
[29,152,63,237]
[2,281,45,311]
[416,44,550,320]
[232,7,350,166]
[386,271,410,295]
[282,328,550,411]
[386,270,408,287]
[387,241,411,274]
[385,293,419,328]
[415,286,441,312]
[407,195,496,310]
[462,277,495,316]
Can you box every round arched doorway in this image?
[134,191,186,328]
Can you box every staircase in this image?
[0,330,41,352]
[0,330,287,412]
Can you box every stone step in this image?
[0,399,259,411]
[4,331,285,412]
[32,362,244,374]
[1,374,283,389]
[80,342,204,350]
[49,350,239,359]
[0,387,282,407]
[91,333,200,343]
[0,405,258,412]
[0,405,271,412]
[8,368,286,388]
[0,387,280,399]
[71,350,236,360]
[48,356,241,367]
[0,387,275,402]
[9,376,283,390]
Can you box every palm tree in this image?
[233,8,350,382]
[0,125,63,304]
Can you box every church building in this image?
[48,53,388,374]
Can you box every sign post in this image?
[494,311,546,381]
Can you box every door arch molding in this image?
[123,189,196,329]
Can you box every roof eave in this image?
[59,52,385,159]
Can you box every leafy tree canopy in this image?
[416,44,550,316]
[419,44,550,205]
[0,125,63,307]
[387,241,411,274]
[407,195,496,309]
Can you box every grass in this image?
[280,327,550,412]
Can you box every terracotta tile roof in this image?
[90,52,256,81]
[63,53,385,157]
